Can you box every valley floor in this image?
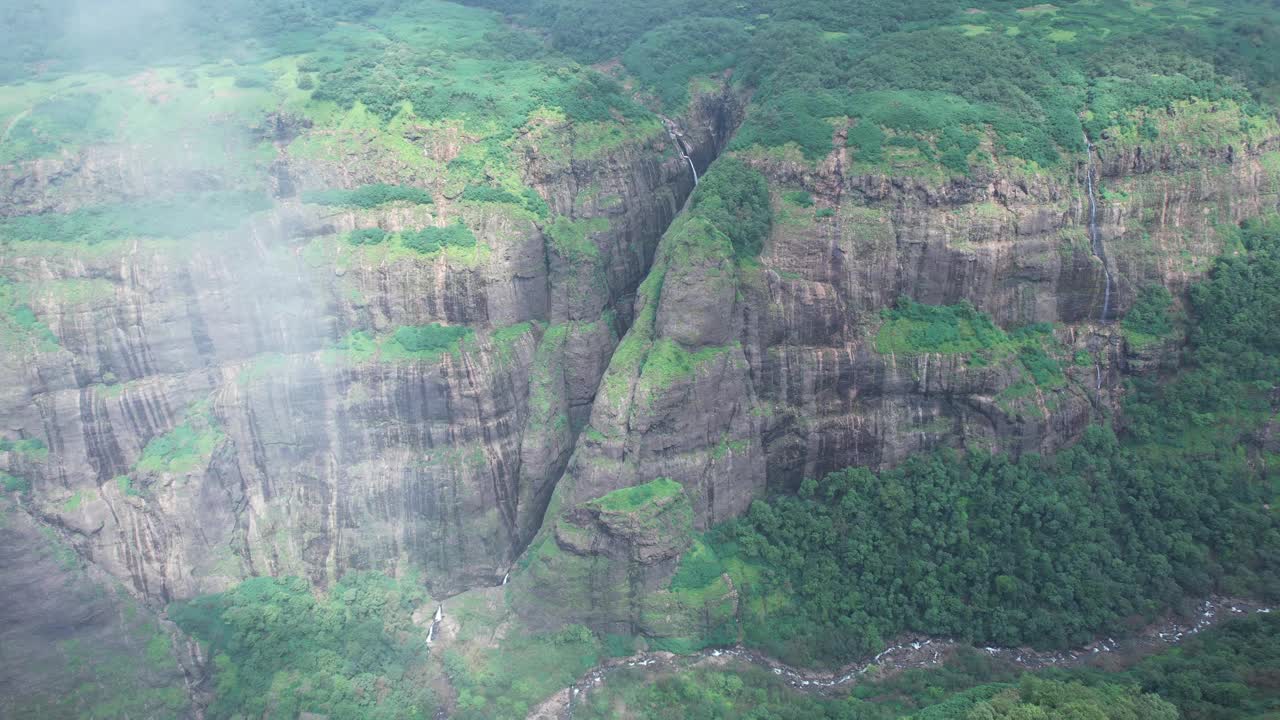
[527,597,1275,719]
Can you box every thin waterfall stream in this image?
[1084,137,1112,323]
[662,115,699,187]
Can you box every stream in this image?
[538,597,1272,719]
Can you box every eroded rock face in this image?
[546,108,1280,587]
[510,478,699,634]
[0,87,745,612]
[3,79,1279,666]
[0,500,201,718]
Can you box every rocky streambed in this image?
[526,597,1274,719]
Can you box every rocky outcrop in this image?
[509,478,709,635]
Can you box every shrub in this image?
[302,184,433,208]
[620,18,748,109]
[690,158,772,258]
[169,574,434,720]
[390,324,472,355]
[875,297,1006,354]
[1123,284,1175,338]
[347,227,388,245]
[401,222,477,254]
[460,185,549,217]
[846,119,885,162]
[782,190,814,207]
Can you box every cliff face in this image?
[514,104,1280,633]
[0,88,742,620]
[562,111,1280,501]
[0,499,200,718]
[2,76,1279,689]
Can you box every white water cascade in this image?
[1084,137,1112,323]
[683,152,699,187]
[426,603,443,644]
[661,115,698,187]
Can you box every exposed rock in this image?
[0,499,199,718]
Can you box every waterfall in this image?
[1084,137,1112,323]
[502,571,510,586]
[684,153,699,186]
[426,603,443,644]
[661,115,699,187]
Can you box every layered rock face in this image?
[3,71,1279,681]
[0,500,200,718]
[0,88,742,619]
[518,104,1280,633]
[564,112,1280,500]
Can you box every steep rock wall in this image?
[517,106,1280,634]
[0,88,744,610]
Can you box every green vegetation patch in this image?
[303,1,649,137]
[587,477,683,513]
[326,324,475,365]
[401,222,477,254]
[343,222,479,255]
[459,185,549,218]
[1122,283,1177,348]
[782,190,814,207]
[1,92,109,163]
[169,574,434,720]
[0,192,271,245]
[874,298,1007,354]
[545,216,609,262]
[347,227,388,245]
[669,538,725,592]
[0,279,59,351]
[0,437,48,459]
[620,17,747,110]
[301,184,433,208]
[688,158,772,259]
[1,471,29,494]
[389,324,473,357]
[638,339,730,393]
[444,623,599,720]
[136,403,224,476]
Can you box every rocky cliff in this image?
[513,99,1280,634]
[2,71,1279,711]
[0,87,740,614]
